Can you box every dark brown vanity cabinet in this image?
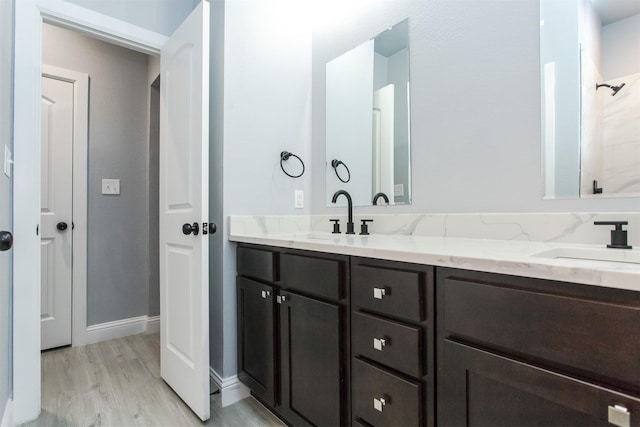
[236,244,350,427]
[351,257,435,427]
[437,268,640,427]
[236,246,278,407]
[277,251,350,427]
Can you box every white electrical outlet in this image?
[4,145,12,178]
[101,179,121,195]
[294,190,304,209]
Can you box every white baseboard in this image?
[210,368,250,407]
[1,399,13,427]
[79,315,159,346]
[145,315,160,334]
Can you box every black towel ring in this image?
[280,151,305,178]
[331,159,351,183]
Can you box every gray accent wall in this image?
[209,0,226,379]
[148,76,160,318]
[42,24,153,326]
[311,0,640,214]
[0,0,13,420]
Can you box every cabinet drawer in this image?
[280,253,346,300]
[352,358,422,427]
[442,277,640,390]
[352,264,425,321]
[237,246,276,282]
[352,311,423,378]
[441,339,640,427]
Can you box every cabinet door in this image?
[440,339,640,427]
[279,291,346,427]
[237,277,276,406]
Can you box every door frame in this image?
[41,64,89,349]
[13,0,166,423]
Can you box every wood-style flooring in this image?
[22,333,285,427]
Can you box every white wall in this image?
[63,0,195,36]
[42,24,153,326]
[312,0,639,214]
[601,13,640,81]
[209,0,312,378]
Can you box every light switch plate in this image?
[294,190,304,209]
[101,179,120,195]
[394,184,404,197]
[4,145,12,178]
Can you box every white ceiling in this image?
[590,0,640,25]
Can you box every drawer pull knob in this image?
[373,338,386,351]
[261,290,271,299]
[373,287,386,299]
[373,397,386,412]
[608,404,630,427]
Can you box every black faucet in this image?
[331,190,355,234]
[372,192,389,206]
[594,221,632,249]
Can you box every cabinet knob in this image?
[373,337,387,351]
[373,287,386,299]
[276,295,287,304]
[608,404,630,427]
[373,397,386,412]
[261,290,271,299]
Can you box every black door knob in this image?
[56,222,68,231]
[0,230,12,251]
[203,223,217,235]
[182,222,199,236]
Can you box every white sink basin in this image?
[533,247,640,265]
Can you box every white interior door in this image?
[159,1,210,421]
[40,74,73,350]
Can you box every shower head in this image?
[596,82,626,96]
[611,83,625,96]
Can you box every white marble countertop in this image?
[229,231,640,292]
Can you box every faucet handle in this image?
[594,221,632,249]
[360,219,373,235]
[330,219,341,234]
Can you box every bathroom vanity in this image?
[231,215,640,427]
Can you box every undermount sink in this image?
[533,247,640,265]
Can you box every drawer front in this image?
[442,277,640,390]
[352,264,425,321]
[352,311,423,377]
[352,358,422,427]
[237,246,276,282]
[280,253,346,300]
[442,339,640,427]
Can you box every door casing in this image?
[13,0,166,423]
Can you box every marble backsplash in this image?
[229,213,640,246]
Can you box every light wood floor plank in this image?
[21,333,285,427]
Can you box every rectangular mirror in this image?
[325,19,411,207]
[540,0,640,199]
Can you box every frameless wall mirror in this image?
[326,19,411,207]
[540,0,640,199]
